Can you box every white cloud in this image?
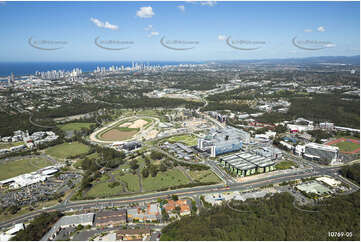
[218,35,227,40]
[324,43,336,48]
[185,1,216,6]
[178,5,185,12]
[90,17,118,30]
[148,31,160,38]
[317,26,326,32]
[90,17,103,28]
[201,1,217,6]
[144,25,153,31]
[103,21,118,30]
[144,25,160,38]
[136,6,155,18]
[304,29,313,32]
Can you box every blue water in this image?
[0,61,203,77]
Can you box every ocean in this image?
[0,61,203,77]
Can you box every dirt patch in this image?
[100,129,138,141]
[129,119,148,129]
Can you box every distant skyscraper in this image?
[8,72,14,86]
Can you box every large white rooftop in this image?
[305,142,339,152]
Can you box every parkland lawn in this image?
[58,122,95,132]
[0,156,53,180]
[45,142,90,159]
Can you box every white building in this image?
[287,124,313,132]
[304,143,339,164]
[316,177,341,187]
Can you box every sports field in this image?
[326,138,360,154]
[142,168,190,192]
[45,142,90,159]
[167,134,198,146]
[0,156,53,180]
[58,122,95,132]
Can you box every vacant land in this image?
[189,170,221,183]
[86,181,124,198]
[87,173,139,198]
[58,122,95,132]
[167,135,198,146]
[0,156,53,180]
[0,141,24,149]
[276,160,298,170]
[116,173,140,192]
[45,142,90,159]
[142,169,190,192]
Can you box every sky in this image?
[0,1,359,62]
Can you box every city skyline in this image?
[0,1,359,62]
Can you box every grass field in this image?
[189,170,221,183]
[135,110,159,117]
[167,135,198,146]
[45,142,90,159]
[275,160,297,170]
[58,122,95,132]
[142,169,190,192]
[0,141,24,149]
[0,156,53,180]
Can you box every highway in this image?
[1,164,357,230]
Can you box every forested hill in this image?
[161,192,360,241]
